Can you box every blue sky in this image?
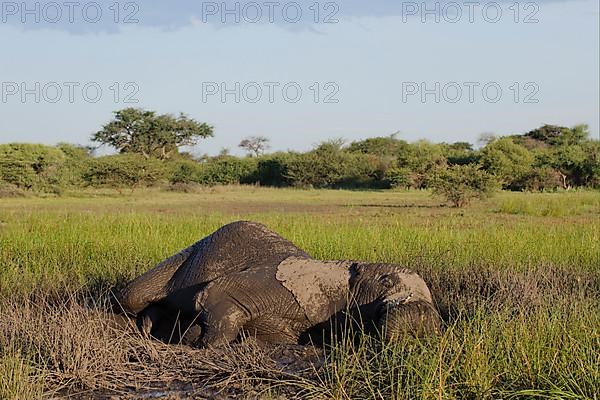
[0,0,598,155]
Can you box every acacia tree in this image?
[92,108,214,160]
[239,136,270,157]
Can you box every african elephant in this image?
[115,222,440,347]
[195,256,440,347]
[115,221,309,343]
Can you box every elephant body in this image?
[115,222,440,347]
[115,221,308,342]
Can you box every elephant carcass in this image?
[114,221,310,342]
[193,257,441,347]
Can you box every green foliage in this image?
[581,140,600,187]
[55,143,93,187]
[282,143,381,189]
[547,138,597,189]
[283,152,333,188]
[431,164,499,207]
[255,152,298,187]
[384,167,413,189]
[347,134,409,157]
[92,108,213,160]
[83,154,166,189]
[0,143,66,192]
[480,137,534,190]
[522,124,566,145]
[519,166,563,192]
[397,140,447,188]
[1,124,597,193]
[168,159,205,185]
[444,141,480,166]
[196,156,258,186]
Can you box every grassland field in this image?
[0,187,599,399]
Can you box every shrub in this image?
[384,167,413,189]
[281,151,375,189]
[168,159,205,185]
[55,143,93,187]
[0,182,26,198]
[444,142,480,166]
[0,143,66,192]
[83,154,166,190]
[197,156,258,186]
[397,140,448,189]
[519,167,563,192]
[255,153,297,187]
[346,135,409,157]
[431,164,499,207]
[479,138,534,190]
[283,152,326,188]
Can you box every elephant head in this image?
[349,263,441,340]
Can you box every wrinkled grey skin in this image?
[115,221,440,347]
[115,221,309,343]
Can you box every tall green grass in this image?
[307,301,599,399]
[0,350,42,399]
[492,190,600,217]
[1,191,597,291]
[0,188,599,398]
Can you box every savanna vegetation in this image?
[0,188,598,398]
[1,109,599,207]
[1,109,599,398]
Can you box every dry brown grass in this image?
[0,289,325,399]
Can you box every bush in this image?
[384,167,413,189]
[168,159,205,185]
[346,136,409,157]
[479,138,534,190]
[197,156,258,186]
[397,140,448,189]
[519,167,563,192]
[431,165,499,207]
[0,143,66,192]
[443,142,480,166]
[255,153,298,187]
[279,143,383,189]
[55,143,93,187]
[83,154,166,190]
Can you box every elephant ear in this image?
[275,257,352,325]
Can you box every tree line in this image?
[1,108,598,201]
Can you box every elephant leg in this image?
[180,323,203,345]
[137,304,198,344]
[199,300,250,348]
[136,304,164,338]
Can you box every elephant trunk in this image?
[115,244,196,315]
[379,300,441,341]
